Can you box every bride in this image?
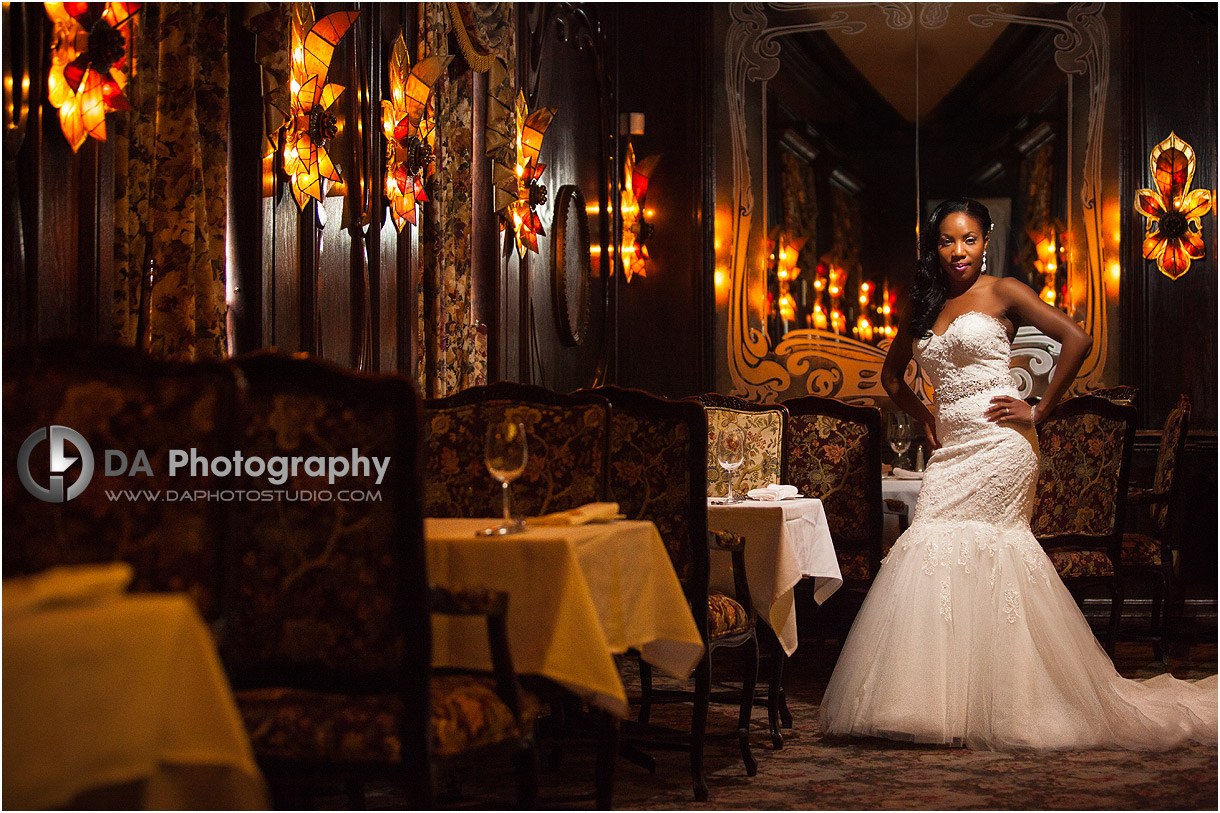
[818,198,1217,750]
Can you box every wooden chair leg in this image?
[1150,564,1175,665]
[690,657,711,802]
[765,635,785,749]
[344,777,366,809]
[594,712,618,811]
[403,765,434,809]
[1105,580,1124,657]
[546,699,567,770]
[738,639,759,776]
[1162,561,1185,660]
[637,659,653,725]
[514,741,539,809]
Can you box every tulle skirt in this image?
[818,518,1217,751]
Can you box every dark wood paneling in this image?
[36,86,86,343]
[3,3,41,347]
[612,3,711,398]
[520,5,613,393]
[227,11,264,356]
[380,4,416,376]
[377,219,399,373]
[1122,4,1218,430]
[470,67,499,381]
[1130,431,1217,597]
[316,196,354,365]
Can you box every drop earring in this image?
[982,254,989,274]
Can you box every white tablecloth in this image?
[882,475,923,544]
[706,497,841,655]
[3,591,268,810]
[425,518,705,719]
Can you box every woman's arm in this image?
[985,277,1093,427]
[882,310,940,449]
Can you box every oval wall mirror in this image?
[552,184,592,346]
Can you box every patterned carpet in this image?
[597,641,1217,811]
[401,639,1217,811]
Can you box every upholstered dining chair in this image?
[782,395,885,589]
[1086,384,1140,406]
[222,353,538,808]
[2,341,239,619]
[422,381,610,519]
[595,385,759,802]
[780,395,885,719]
[1120,394,1191,663]
[1031,394,1138,655]
[698,393,788,499]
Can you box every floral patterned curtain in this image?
[113,3,230,361]
[418,2,513,397]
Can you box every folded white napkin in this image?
[3,562,133,617]
[890,467,924,480]
[530,502,624,526]
[746,483,801,501]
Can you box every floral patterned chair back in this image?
[781,395,883,582]
[596,385,760,799]
[423,382,610,519]
[699,393,787,499]
[1030,394,1136,654]
[1118,393,1191,663]
[221,352,428,690]
[2,342,240,619]
[594,386,710,619]
[1148,394,1191,534]
[1032,395,1137,544]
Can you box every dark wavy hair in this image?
[908,198,993,338]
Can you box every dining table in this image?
[424,517,705,720]
[3,566,269,811]
[882,474,923,544]
[705,497,841,656]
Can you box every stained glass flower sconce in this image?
[281,3,359,211]
[498,92,557,258]
[1135,132,1212,280]
[767,228,805,323]
[45,2,140,152]
[621,143,659,282]
[381,34,450,231]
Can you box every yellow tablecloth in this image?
[3,591,268,810]
[425,518,705,718]
[707,497,842,655]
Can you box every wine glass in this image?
[480,420,527,536]
[715,426,746,503]
[886,412,914,470]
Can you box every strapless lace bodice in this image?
[908,310,1035,525]
[914,311,1014,404]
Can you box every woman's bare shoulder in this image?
[990,275,1037,303]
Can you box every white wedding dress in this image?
[819,311,1217,750]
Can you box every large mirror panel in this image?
[715,3,1114,404]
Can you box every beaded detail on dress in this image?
[935,374,1018,405]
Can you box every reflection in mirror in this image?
[718,2,1110,404]
[764,4,1071,350]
